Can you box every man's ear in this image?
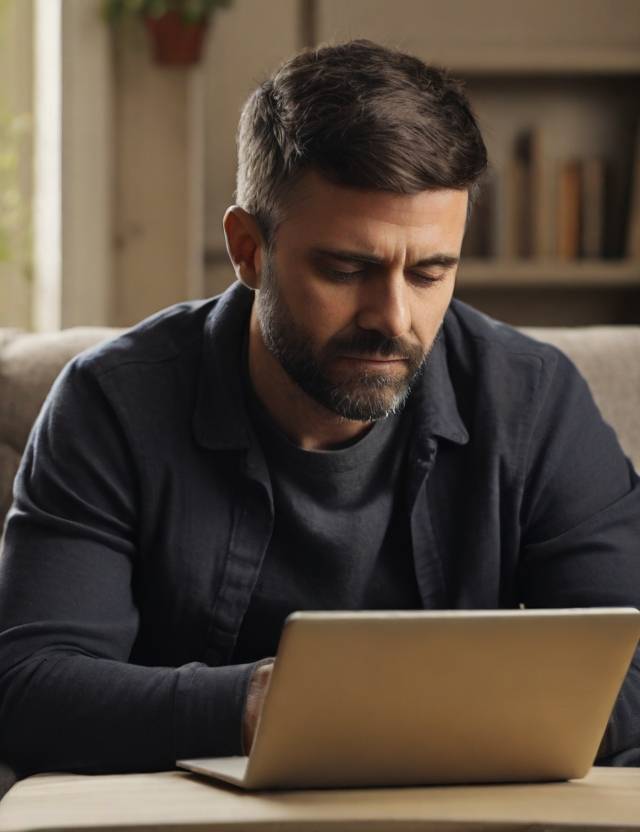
[223,206,266,290]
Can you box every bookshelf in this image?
[455,71,640,324]
[458,259,640,289]
[317,0,640,325]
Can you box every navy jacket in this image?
[1,281,639,775]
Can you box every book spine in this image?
[627,122,640,259]
[581,157,606,259]
[556,159,583,260]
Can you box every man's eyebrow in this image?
[310,247,460,269]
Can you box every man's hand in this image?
[242,660,274,754]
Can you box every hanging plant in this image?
[102,0,233,66]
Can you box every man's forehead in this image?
[275,173,467,261]
[284,170,464,211]
[278,171,468,239]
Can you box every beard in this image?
[255,255,436,422]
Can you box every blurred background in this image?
[1,0,639,332]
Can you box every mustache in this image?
[326,330,424,361]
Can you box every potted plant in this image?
[102,0,233,66]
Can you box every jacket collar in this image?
[193,281,255,450]
[410,326,470,450]
[193,281,469,451]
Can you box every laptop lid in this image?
[179,608,640,790]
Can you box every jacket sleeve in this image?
[517,348,640,765]
[0,359,255,776]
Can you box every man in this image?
[0,39,639,778]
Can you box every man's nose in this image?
[355,272,412,339]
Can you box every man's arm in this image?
[517,348,640,764]
[0,359,259,775]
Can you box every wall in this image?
[58,0,113,328]
[111,18,203,326]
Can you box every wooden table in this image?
[1,767,639,831]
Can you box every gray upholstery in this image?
[1,324,639,530]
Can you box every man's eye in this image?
[326,268,363,282]
[323,267,445,285]
[412,273,444,286]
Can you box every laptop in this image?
[177,608,640,790]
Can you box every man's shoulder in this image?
[443,299,583,425]
[60,283,253,435]
[445,298,569,380]
[74,296,221,380]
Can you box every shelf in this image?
[428,47,640,77]
[456,259,640,289]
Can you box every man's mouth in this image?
[336,354,408,365]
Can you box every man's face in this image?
[255,171,468,422]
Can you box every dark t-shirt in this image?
[232,381,421,663]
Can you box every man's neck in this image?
[247,306,372,451]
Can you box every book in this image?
[504,127,543,259]
[504,152,526,258]
[581,157,606,259]
[534,131,555,259]
[627,122,640,259]
[556,159,582,260]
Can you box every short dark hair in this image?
[235,38,488,245]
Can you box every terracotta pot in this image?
[144,11,209,66]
